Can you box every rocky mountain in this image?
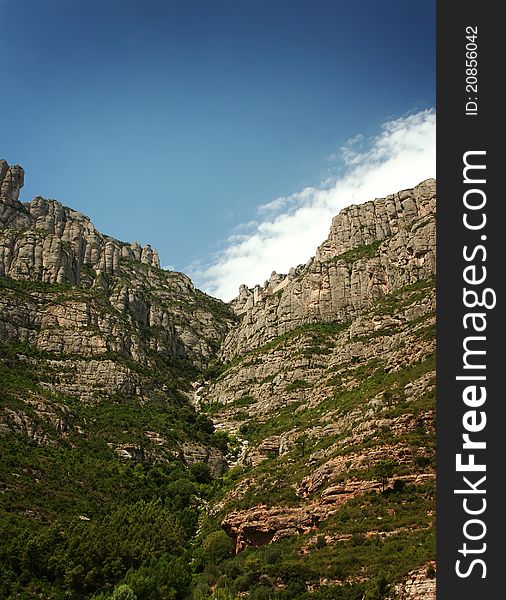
[0,160,436,600]
[0,159,234,360]
[225,178,435,358]
[193,178,436,599]
[0,160,238,474]
[0,159,162,282]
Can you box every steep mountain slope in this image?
[0,161,436,600]
[194,179,436,598]
[0,161,236,599]
[0,162,237,463]
[224,178,435,357]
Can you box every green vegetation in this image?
[285,379,310,392]
[0,275,73,295]
[191,486,435,598]
[0,431,216,599]
[189,272,436,598]
[0,310,228,599]
[324,239,384,265]
[370,277,435,316]
[0,262,435,599]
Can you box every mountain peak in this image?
[0,159,161,284]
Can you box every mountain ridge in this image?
[0,159,436,599]
[224,178,435,359]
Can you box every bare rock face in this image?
[222,504,318,552]
[221,473,435,553]
[0,160,235,369]
[181,442,228,477]
[0,160,161,284]
[0,160,25,207]
[0,159,235,478]
[391,564,436,600]
[223,179,435,360]
[315,179,435,259]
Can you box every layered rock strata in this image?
[223,179,435,359]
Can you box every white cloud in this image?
[192,108,435,301]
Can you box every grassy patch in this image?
[285,379,310,392]
[324,239,384,265]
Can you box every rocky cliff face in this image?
[224,179,435,360]
[0,161,235,366]
[0,160,161,284]
[195,179,436,597]
[0,159,235,477]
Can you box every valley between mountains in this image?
[0,159,436,599]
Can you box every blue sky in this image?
[1,0,435,299]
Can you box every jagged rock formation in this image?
[0,160,160,284]
[204,276,436,534]
[0,162,235,366]
[223,179,435,359]
[0,159,235,478]
[0,161,24,205]
[222,472,435,553]
[195,179,436,595]
[390,564,436,599]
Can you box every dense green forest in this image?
[0,335,435,599]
